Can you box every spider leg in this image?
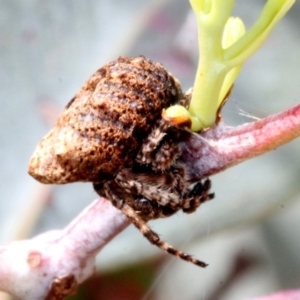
[94,181,208,268]
[136,119,183,172]
[151,139,180,171]
[131,197,178,220]
[115,169,183,208]
[114,168,214,214]
[95,176,178,220]
[182,179,214,213]
[120,202,208,268]
[136,123,167,166]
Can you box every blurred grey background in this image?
[1,0,300,299]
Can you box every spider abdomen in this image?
[28,56,182,184]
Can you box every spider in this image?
[28,56,214,267]
[93,116,213,267]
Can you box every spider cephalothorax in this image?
[28,56,214,267]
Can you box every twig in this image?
[181,102,300,181]
[0,198,129,300]
[0,102,299,299]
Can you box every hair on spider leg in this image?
[93,181,208,268]
[182,179,214,213]
[120,202,209,268]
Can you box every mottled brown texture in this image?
[28,56,182,183]
[28,56,214,268]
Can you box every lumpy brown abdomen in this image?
[28,56,182,184]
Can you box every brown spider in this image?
[93,118,213,267]
[28,56,214,267]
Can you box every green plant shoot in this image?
[164,0,295,132]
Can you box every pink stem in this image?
[60,197,129,255]
[0,198,129,300]
[249,289,300,300]
[182,103,300,181]
[1,103,300,299]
